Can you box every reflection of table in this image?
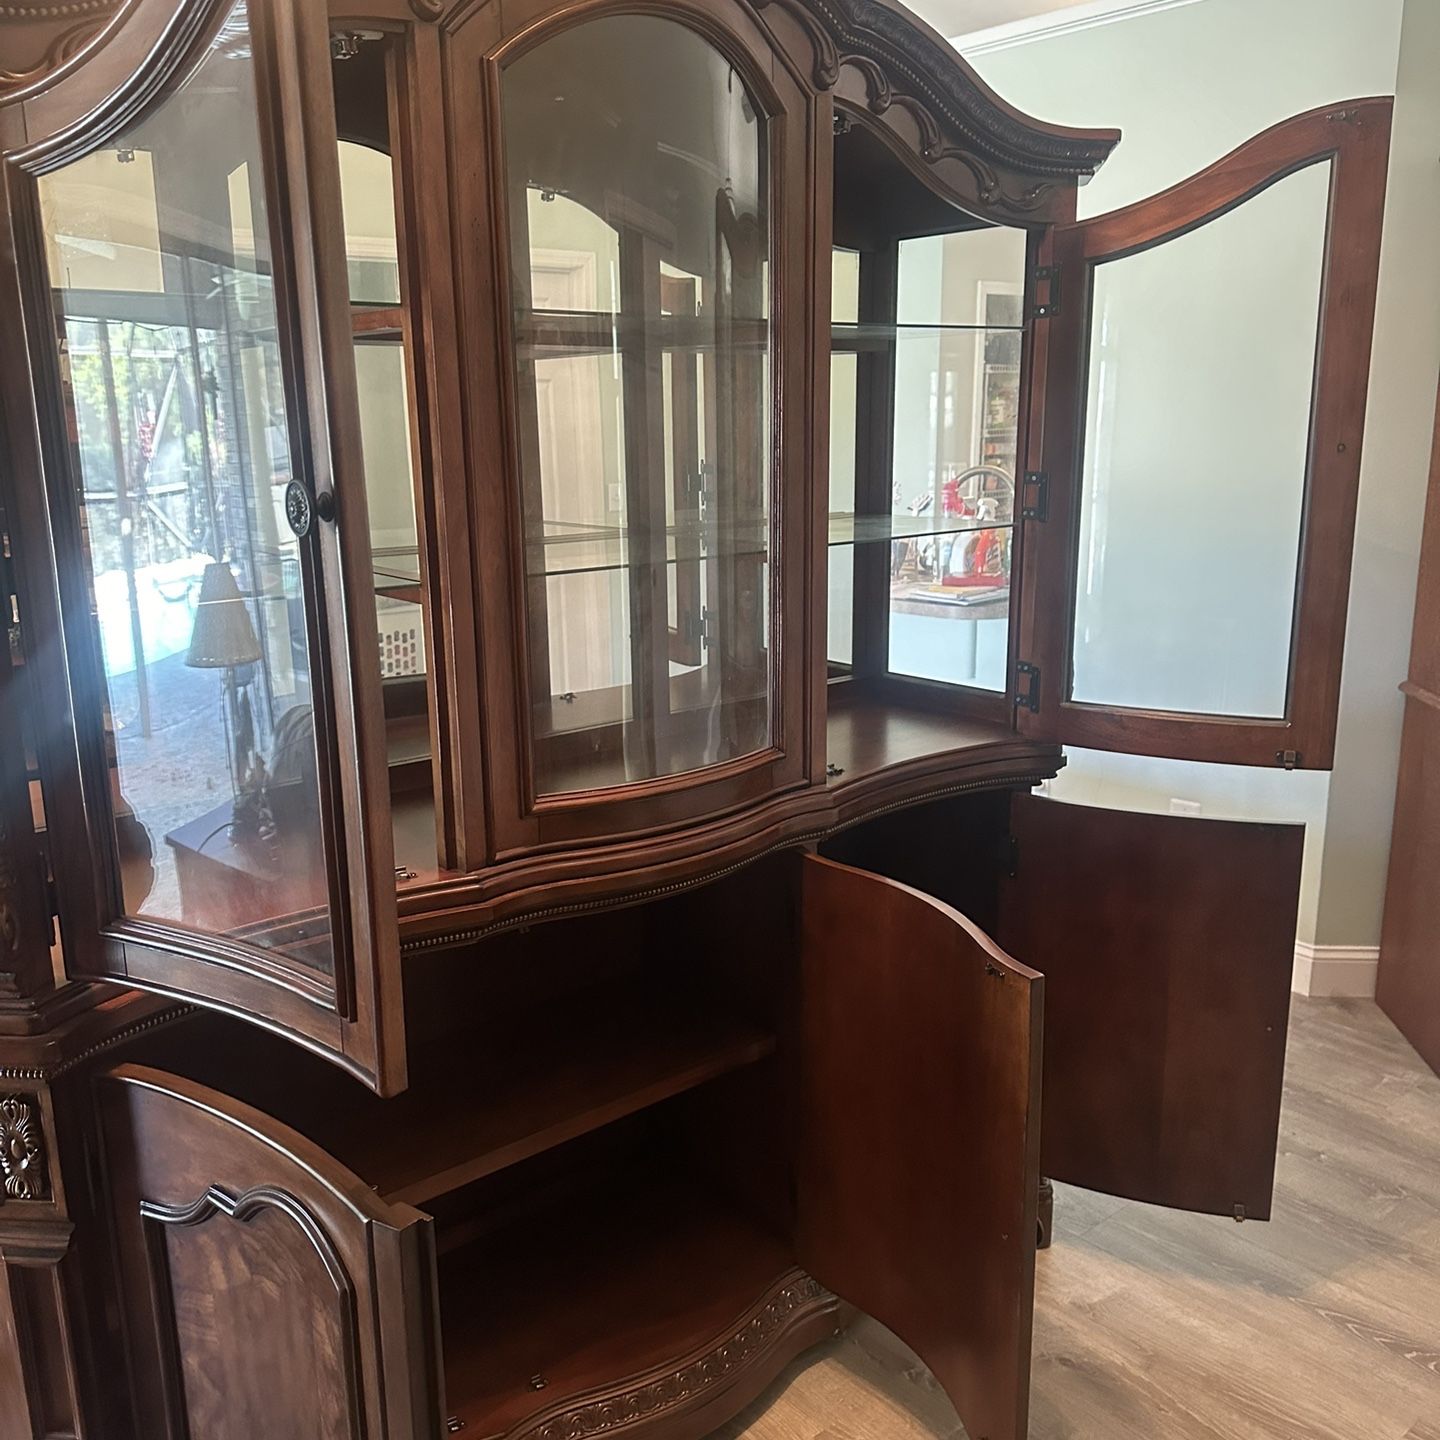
[165,797,327,938]
[889,581,1010,624]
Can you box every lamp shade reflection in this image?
[186,561,262,669]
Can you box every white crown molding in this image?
[953,0,1208,57]
[1292,941,1380,999]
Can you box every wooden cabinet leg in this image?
[1037,1177,1054,1250]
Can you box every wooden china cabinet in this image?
[0,2,1391,1438]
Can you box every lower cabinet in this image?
[91,792,1302,1440]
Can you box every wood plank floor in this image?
[722,998,1440,1440]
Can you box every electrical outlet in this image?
[1169,798,1203,817]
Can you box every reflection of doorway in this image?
[971,280,1023,480]
[530,250,628,696]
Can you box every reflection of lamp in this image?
[186,561,268,838]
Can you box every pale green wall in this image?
[1312,0,1440,946]
[961,0,1435,950]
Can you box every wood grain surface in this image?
[724,998,1440,1440]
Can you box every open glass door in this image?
[29,0,405,1093]
[1018,100,1391,768]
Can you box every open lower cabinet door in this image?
[96,1065,441,1440]
[797,854,1042,1440]
[998,794,1303,1219]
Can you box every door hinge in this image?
[1233,1204,1247,1224]
[1021,472,1049,521]
[1275,750,1302,770]
[1014,661,1041,714]
[1030,264,1062,320]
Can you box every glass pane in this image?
[503,15,772,795]
[39,2,337,976]
[833,248,860,324]
[887,230,1025,691]
[338,140,400,305]
[828,351,858,665]
[1070,163,1330,717]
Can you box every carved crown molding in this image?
[755,0,1118,182]
[0,0,126,102]
[0,1094,46,1200]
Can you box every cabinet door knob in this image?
[283,480,314,538]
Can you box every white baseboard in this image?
[1292,942,1380,999]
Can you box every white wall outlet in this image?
[1169,798,1203,817]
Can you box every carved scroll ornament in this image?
[0,1094,45,1200]
[0,0,125,99]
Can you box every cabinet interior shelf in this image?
[525,511,1011,579]
[439,1162,806,1438]
[159,1002,775,1210]
[831,321,1026,350]
[515,307,769,361]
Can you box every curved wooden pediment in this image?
[0,0,131,106]
[756,0,1119,222]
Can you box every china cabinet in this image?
[0,1,1391,1438]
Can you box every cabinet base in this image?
[485,1270,841,1440]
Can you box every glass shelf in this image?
[373,546,422,597]
[516,308,770,362]
[831,321,1026,349]
[522,510,1018,577]
[526,518,769,579]
[828,511,1014,546]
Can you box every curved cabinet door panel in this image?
[797,853,1042,1440]
[96,1065,440,1440]
[18,0,404,1090]
[999,793,1302,1218]
[453,0,818,856]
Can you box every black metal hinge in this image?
[1014,662,1041,714]
[1275,750,1302,770]
[1021,472,1049,521]
[1030,264,1062,320]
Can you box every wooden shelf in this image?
[154,1001,775,1210]
[439,1166,829,1438]
[365,1007,773,1205]
[825,690,1035,786]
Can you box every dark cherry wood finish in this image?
[1019,99,1393,770]
[798,853,1042,1440]
[0,1,1401,1436]
[97,1064,440,1440]
[1377,378,1440,1077]
[1000,795,1303,1218]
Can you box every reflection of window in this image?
[338,141,400,304]
[44,148,165,293]
[973,284,1022,482]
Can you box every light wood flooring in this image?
[723,997,1440,1440]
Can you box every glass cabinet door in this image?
[498,13,788,808]
[1019,101,1391,769]
[30,0,406,1092]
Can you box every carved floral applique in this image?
[0,1095,44,1201]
